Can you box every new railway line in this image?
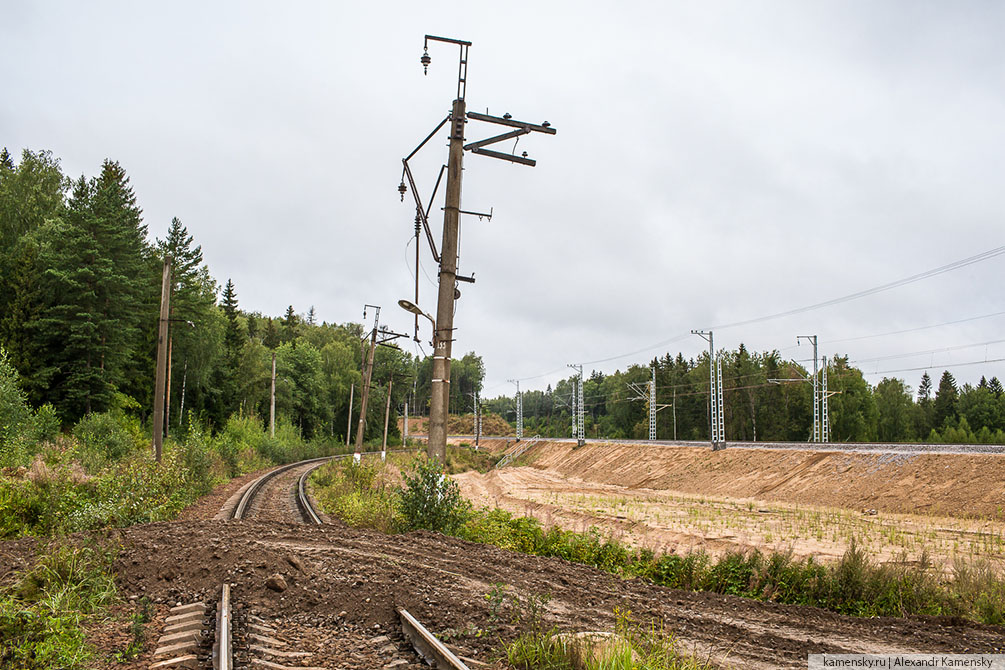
[442,434,1005,456]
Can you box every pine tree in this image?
[307,306,317,327]
[918,372,933,401]
[989,377,1003,398]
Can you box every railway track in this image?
[150,452,468,670]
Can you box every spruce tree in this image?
[247,313,259,341]
[933,370,959,430]
[915,371,935,437]
[989,377,1003,398]
[221,279,243,368]
[38,162,149,420]
[281,305,299,344]
[263,317,280,350]
[155,217,217,422]
[219,279,244,417]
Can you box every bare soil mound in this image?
[524,441,1005,519]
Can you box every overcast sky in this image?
[4,1,1004,398]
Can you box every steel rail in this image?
[231,456,333,520]
[398,608,470,670]
[296,460,328,524]
[214,583,232,670]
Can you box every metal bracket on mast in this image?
[464,111,556,167]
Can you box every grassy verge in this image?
[313,455,1005,626]
[0,412,344,539]
[0,542,117,669]
[508,607,713,670]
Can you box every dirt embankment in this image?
[522,441,1005,519]
[454,441,1005,568]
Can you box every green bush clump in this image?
[72,411,139,472]
[399,458,471,534]
[0,349,61,469]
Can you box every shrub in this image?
[30,403,60,443]
[72,412,138,472]
[0,348,34,467]
[398,458,471,534]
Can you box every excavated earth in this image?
[1,441,1004,669]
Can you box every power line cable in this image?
[850,338,1005,365]
[860,357,1005,376]
[710,244,1005,331]
[506,244,1005,386]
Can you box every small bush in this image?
[30,403,60,443]
[398,458,471,534]
[72,412,138,472]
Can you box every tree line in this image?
[0,148,486,445]
[485,345,1005,444]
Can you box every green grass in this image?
[507,607,714,670]
[0,542,117,670]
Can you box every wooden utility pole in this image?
[381,377,393,452]
[345,383,354,446]
[354,327,378,455]
[269,352,276,438]
[164,336,173,438]
[428,97,466,464]
[152,256,172,461]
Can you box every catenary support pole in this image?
[355,327,378,455]
[345,383,354,446]
[428,97,467,464]
[270,352,276,438]
[382,377,393,459]
[152,256,172,461]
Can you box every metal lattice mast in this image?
[568,363,584,446]
[571,379,577,438]
[821,356,830,443]
[715,354,725,444]
[691,330,718,448]
[649,365,657,441]
[798,335,820,442]
[508,379,523,441]
[578,372,585,445]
